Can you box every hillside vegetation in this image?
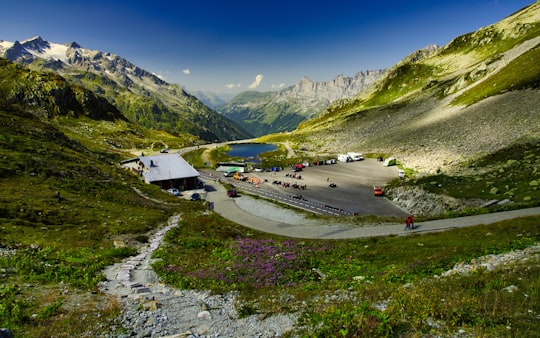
[1,3,540,337]
[0,58,207,335]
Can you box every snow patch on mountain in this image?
[20,36,70,64]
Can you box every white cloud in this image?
[225,83,242,90]
[248,74,264,89]
[183,68,191,75]
[272,83,286,89]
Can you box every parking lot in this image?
[210,159,409,217]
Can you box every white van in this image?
[347,152,364,161]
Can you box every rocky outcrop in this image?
[281,70,385,102]
[388,186,486,218]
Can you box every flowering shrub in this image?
[183,238,326,289]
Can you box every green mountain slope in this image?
[280,2,540,175]
[1,37,252,142]
[216,90,311,136]
[67,70,251,142]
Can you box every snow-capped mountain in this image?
[1,36,164,86]
[0,36,251,141]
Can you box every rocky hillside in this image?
[0,36,251,142]
[288,2,540,175]
[215,70,384,136]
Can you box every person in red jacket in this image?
[405,214,414,230]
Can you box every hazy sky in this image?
[0,0,534,95]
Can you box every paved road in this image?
[200,180,540,239]
[203,177,540,239]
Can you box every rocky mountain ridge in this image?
[282,71,386,102]
[290,2,540,175]
[215,70,385,136]
[0,36,251,142]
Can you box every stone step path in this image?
[99,214,297,337]
[101,214,180,297]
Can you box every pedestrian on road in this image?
[405,214,414,230]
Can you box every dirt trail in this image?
[283,141,297,158]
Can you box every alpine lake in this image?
[227,143,277,163]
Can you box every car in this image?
[373,185,384,196]
[190,193,201,201]
[160,148,169,153]
[224,170,237,177]
[167,188,181,196]
[398,170,406,178]
[227,189,238,197]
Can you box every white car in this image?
[398,170,406,178]
[167,188,181,196]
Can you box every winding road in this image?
[203,176,540,239]
[175,143,540,239]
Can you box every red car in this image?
[373,185,384,196]
[227,189,238,197]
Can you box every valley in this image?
[1,2,539,337]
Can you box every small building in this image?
[121,154,201,190]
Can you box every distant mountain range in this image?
[213,71,385,136]
[0,36,251,142]
[1,36,386,141]
[191,90,230,109]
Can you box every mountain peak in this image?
[22,35,45,43]
[20,35,50,52]
[66,41,81,49]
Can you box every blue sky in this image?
[0,0,535,96]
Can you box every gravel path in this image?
[99,215,297,338]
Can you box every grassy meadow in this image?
[152,210,539,337]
